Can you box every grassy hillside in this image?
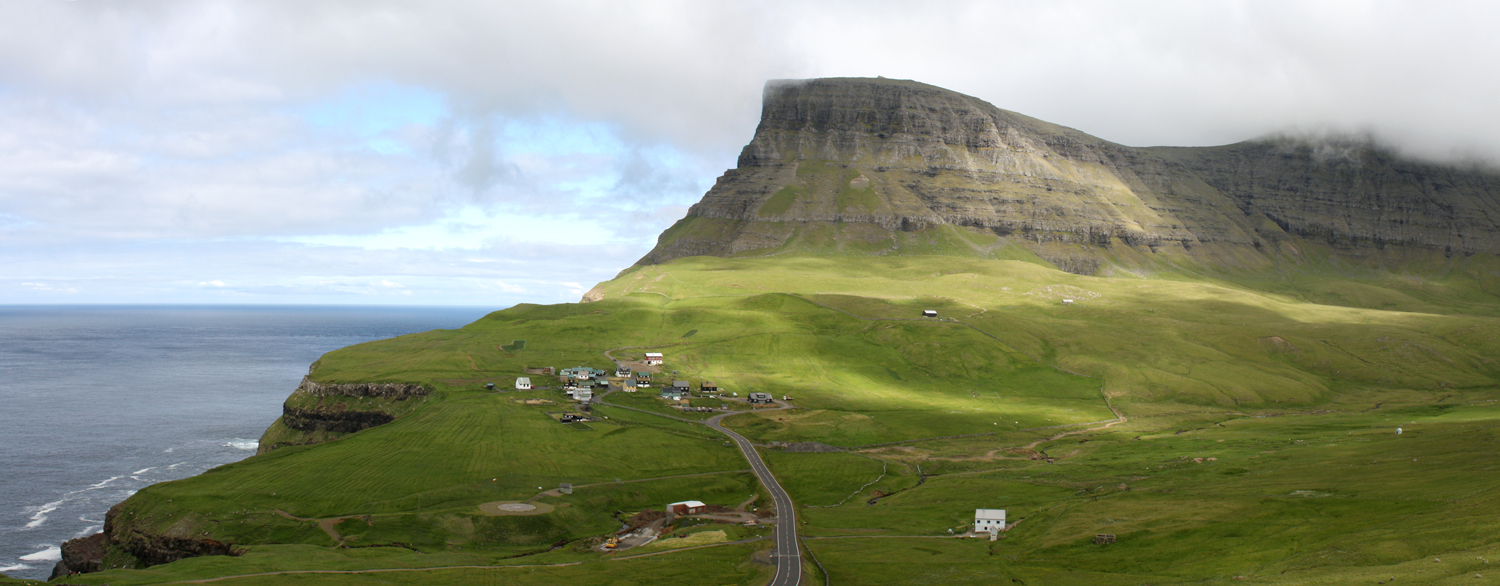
[70,254,1500,585]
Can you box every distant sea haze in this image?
[0,305,493,580]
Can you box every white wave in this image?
[224,439,259,450]
[20,546,60,562]
[124,490,137,496]
[74,524,102,538]
[163,447,175,453]
[132,467,156,475]
[88,476,124,490]
[0,563,32,572]
[166,462,188,470]
[23,499,65,529]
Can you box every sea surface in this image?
[0,305,494,580]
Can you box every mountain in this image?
[635,77,1500,276]
[31,78,1500,586]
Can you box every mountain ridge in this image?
[634,77,1500,275]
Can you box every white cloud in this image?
[0,1,1496,304]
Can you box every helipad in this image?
[478,500,554,516]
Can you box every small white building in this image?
[572,388,593,402]
[1061,299,1074,305]
[515,377,532,390]
[923,310,938,317]
[975,508,1006,534]
[644,352,664,365]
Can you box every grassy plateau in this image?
[26,250,1500,585]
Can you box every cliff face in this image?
[256,377,429,454]
[636,77,1500,273]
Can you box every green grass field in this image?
[65,253,1500,585]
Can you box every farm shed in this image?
[666,500,707,515]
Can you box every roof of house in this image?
[668,500,706,508]
[645,352,663,357]
[975,508,1007,518]
[516,377,530,384]
[673,380,690,387]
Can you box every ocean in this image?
[0,305,494,580]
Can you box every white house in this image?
[974,509,1006,534]
[570,388,593,402]
[644,352,664,365]
[515,377,532,390]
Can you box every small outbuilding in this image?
[560,483,573,495]
[644,352,664,365]
[748,392,774,404]
[975,508,1006,534]
[1061,299,1074,305]
[515,377,531,390]
[666,500,707,515]
[923,310,938,317]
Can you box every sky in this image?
[1,0,1497,306]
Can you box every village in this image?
[472,347,1023,556]
[497,351,786,426]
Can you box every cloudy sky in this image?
[1,1,1496,306]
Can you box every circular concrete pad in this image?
[479,500,554,516]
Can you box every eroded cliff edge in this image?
[634,77,1500,274]
[257,376,429,454]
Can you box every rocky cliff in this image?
[256,376,429,454]
[635,77,1500,273]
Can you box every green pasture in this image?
[85,252,1500,584]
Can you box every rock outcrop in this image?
[49,532,105,579]
[292,376,428,400]
[634,77,1500,273]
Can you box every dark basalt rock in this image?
[281,405,395,433]
[48,532,105,579]
[635,77,1500,273]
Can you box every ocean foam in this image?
[19,546,60,562]
[23,499,65,529]
[131,467,156,475]
[0,563,32,572]
[224,439,259,450]
[88,475,124,490]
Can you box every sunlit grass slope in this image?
[82,253,1500,585]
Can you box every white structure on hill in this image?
[515,377,531,390]
[975,509,1006,534]
[644,352,664,365]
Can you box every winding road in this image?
[596,379,803,585]
[702,409,803,586]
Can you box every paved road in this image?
[704,409,802,586]
[597,392,803,585]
